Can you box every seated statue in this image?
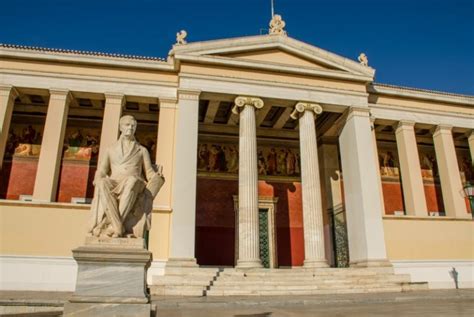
[89,115,165,238]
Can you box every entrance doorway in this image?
[233,196,278,268]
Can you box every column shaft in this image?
[97,94,124,165]
[32,90,71,202]
[296,104,328,267]
[0,85,18,169]
[153,99,177,209]
[395,121,428,216]
[168,90,200,266]
[339,107,390,267]
[234,96,263,269]
[433,125,469,218]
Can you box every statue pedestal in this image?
[63,237,152,317]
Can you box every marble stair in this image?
[150,267,428,296]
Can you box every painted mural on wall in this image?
[418,148,439,181]
[197,142,301,177]
[456,148,473,184]
[62,128,100,161]
[5,124,44,159]
[377,142,400,179]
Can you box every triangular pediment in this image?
[170,35,375,80]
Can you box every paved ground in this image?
[0,289,473,316]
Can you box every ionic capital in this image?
[290,102,322,120]
[232,96,264,115]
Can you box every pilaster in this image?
[468,131,474,165]
[0,85,19,169]
[433,125,469,218]
[370,117,386,215]
[395,120,428,216]
[291,102,328,268]
[233,96,264,269]
[168,89,201,265]
[32,89,72,202]
[97,93,125,165]
[338,107,390,267]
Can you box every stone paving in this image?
[0,289,472,316]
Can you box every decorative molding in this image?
[177,89,201,100]
[290,102,323,120]
[232,96,264,114]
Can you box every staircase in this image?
[150,267,428,297]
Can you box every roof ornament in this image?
[269,14,287,36]
[358,53,369,66]
[176,30,187,45]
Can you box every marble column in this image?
[290,102,328,268]
[97,93,125,165]
[395,121,428,216]
[153,98,177,209]
[168,89,201,267]
[433,125,469,218]
[233,96,263,269]
[32,89,72,202]
[0,85,18,169]
[339,107,390,267]
[370,118,386,215]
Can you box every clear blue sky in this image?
[1,0,473,95]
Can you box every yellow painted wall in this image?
[0,203,171,258]
[374,95,473,115]
[1,58,178,83]
[224,49,332,70]
[383,218,474,260]
[180,63,367,92]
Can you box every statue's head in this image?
[119,115,137,137]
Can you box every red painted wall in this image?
[424,184,444,212]
[195,178,305,267]
[381,182,404,215]
[0,158,38,200]
[56,161,96,203]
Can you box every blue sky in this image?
[1,0,473,94]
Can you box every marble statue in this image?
[89,115,165,238]
[176,30,187,45]
[358,53,369,66]
[269,14,287,35]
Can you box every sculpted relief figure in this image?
[89,115,165,238]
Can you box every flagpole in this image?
[271,0,274,18]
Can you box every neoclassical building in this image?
[1,22,473,295]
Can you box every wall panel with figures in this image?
[195,137,305,267]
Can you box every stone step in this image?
[212,277,410,286]
[209,282,402,291]
[152,275,216,284]
[401,282,430,292]
[215,274,410,283]
[150,285,206,296]
[218,269,395,277]
[206,286,402,296]
[164,268,220,276]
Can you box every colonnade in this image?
[1,85,472,268]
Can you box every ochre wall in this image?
[383,218,474,260]
[195,178,305,267]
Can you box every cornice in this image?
[370,83,474,106]
[0,44,175,72]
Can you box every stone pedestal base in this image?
[63,237,151,317]
[236,259,263,269]
[303,259,329,268]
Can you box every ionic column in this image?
[291,102,328,268]
[233,96,263,269]
[97,93,125,165]
[339,107,390,267]
[32,89,72,202]
[168,90,201,267]
[433,125,469,218]
[0,85,18,169]
[395,121,428,216]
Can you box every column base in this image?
[165,258,198,268]
[303,259,329,268]
[236,259,263,269]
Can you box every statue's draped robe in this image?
[89,137,164,237]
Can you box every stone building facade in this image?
[0,31,473,293]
